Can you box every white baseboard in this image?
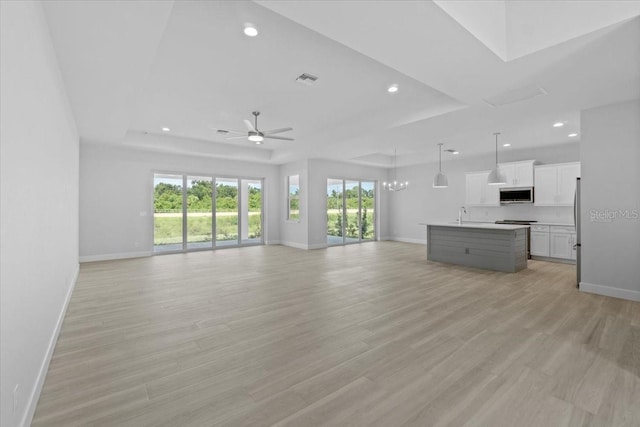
[389,237,426,245]
[279,241,309,250]
[278,241,330,250]
[308,242,328,250]
[80,251,151,262]
[265,240,281,245]
[21,263,79,427]
[580,281,640,302]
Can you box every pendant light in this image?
[433,143,448,188]
[487,132,506,185]
[382,149,408,191]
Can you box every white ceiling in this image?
[42,0,640,167]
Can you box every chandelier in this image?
[382,149,408,191]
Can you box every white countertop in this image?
[420,222,530,230]
[442,220,575,227]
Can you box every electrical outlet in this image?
[13,384,19,413]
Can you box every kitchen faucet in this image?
[458,206,467,225]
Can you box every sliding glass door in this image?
[153,174,184,253]
[327,179,343,246]
[215,178,239,247]
[361,181,375,242]
[187,176,213,250]
[154,173,263,253]
[344,180,360,244]
[327,179,376,246]
[242,179,262,245]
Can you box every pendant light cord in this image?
[394,149,397,182]
[494,132,500,167]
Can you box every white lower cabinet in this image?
[550,233,573,259]
[549,225,577,261]
[530,231,550,256]
[530,225,576,261]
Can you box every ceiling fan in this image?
[218,111,294,144]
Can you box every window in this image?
[287,174,300,221]
[327,179,376,245]
[153,172,264,253]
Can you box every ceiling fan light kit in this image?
[221,111,294,144]
[433,143,448,188]
[487,132,507,185]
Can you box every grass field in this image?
[155,209,374,246]
[154,213,261,245]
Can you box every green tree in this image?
[361,207,369,237]
[335,213,343,237]
[248,186,262,211]
[215,183,238,212]
[154,182,182,211]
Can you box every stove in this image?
[495,220,537,258]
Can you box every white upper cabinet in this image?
[534,162,580,206]
[465,171,499,207]
[533,166,558,205]
[498,160,536,187]
[557,163,581,205]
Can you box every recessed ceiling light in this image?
[503,143,511,147]
[243,24,258,37]
[568,133,578,137]
[387,84,399,93]
[161,127,170,132]
[553,122,564,128]
[452,151,459,155]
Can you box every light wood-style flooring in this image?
[33,242,640,426]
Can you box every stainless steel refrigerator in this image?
[574,177,581,287]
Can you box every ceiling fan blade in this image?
[226,135,249,140]
[212,128,245,135]
[265,135,294,141]
[243,119,256,132]
[264,127,293,135]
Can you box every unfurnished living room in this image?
[1,1,639,426]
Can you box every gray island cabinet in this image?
[426,223,529,273]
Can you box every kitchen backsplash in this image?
[467,205,574,224]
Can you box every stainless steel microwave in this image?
[499,187,534,204]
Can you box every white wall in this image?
[306,159,390,248]
[580,99,640,301]
[0,2,79,426]
[279,160,309,249]
[79,145,281,260]
[390,142,580,243]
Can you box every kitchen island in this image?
[424,222,529,273]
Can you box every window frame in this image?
[152,170,265,254]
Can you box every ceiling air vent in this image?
[483,85,547,107]
[216,129,229,135]
[296,73,318,85]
